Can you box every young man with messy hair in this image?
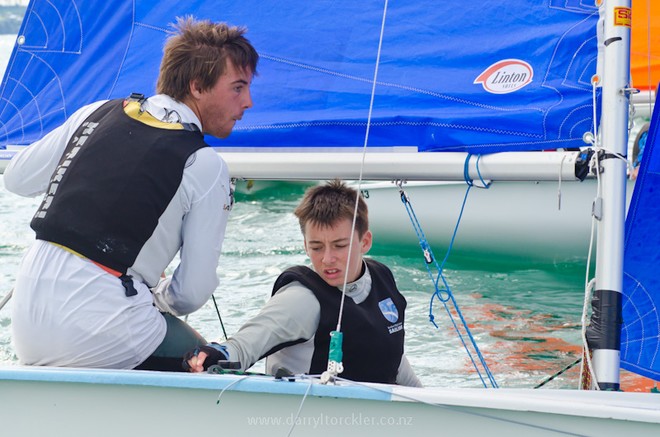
[5,17,258,370]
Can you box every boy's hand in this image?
[182,343,229,372]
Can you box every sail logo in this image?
[474,59,533,94]
[378,298,399,323]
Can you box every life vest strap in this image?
[48,242,137,297]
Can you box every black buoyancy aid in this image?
[31,97,208,277]
[272,258,407,384]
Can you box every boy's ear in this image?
[361,230,373,254]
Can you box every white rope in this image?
[557,154,567,210]
[335,0,390,333]
[579,278,599,390]
[298,375,586,435]
[577,80,603,390]
[215,375,252,404]
[286,376,315,437]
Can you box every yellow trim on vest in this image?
[50,241,86,258]
[48,242,123,278]
[123,100,187,131]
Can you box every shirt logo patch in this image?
[378,298,399,323]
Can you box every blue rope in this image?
[397,154,498,388]
[463,153,490,189]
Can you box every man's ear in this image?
[189,80,203,99]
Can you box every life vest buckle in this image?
[119,274,138,297]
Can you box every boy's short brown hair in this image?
[294,179,368,237]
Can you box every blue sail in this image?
[621,87,660,381]
[0,0,598,152]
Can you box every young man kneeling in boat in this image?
[4,18,258,370]
[184,180,422,387]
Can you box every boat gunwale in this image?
[1,365,659,424]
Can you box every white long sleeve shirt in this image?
[5,95,231,368]
[222,265,422,387]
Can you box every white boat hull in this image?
[362,179,635,266]
[0,366,658,436]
